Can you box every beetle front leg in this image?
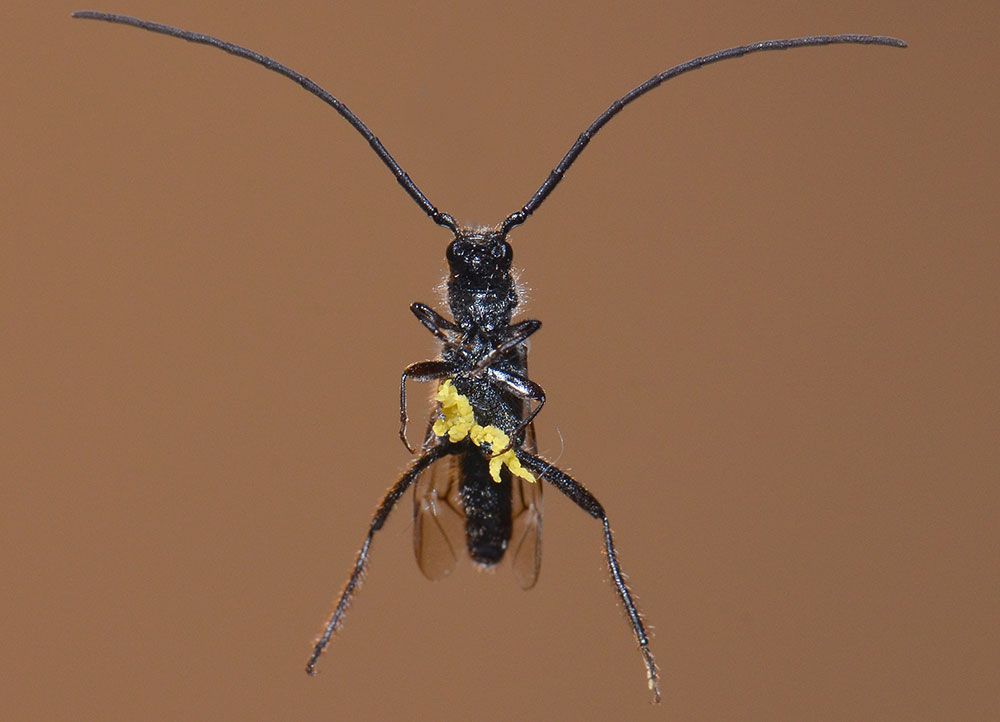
[410,302,461,344]
[473,319,541,371]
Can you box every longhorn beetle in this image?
[73,10,906,702]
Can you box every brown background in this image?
[4,1,997,720]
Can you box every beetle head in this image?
[446,231,513,291]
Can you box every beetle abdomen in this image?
[456,444,512,566]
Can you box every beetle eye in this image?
[491,243,503,258]
[447,241,466,264]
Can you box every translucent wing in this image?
[508,421,543,589]
[413,449,466,580]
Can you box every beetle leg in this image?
[410,302,461,344]
[485,367,546,455]
[515,451,661,704]
[473,319,541,371]
[306,445,450,675]
[399,360,452,453]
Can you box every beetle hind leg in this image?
[516,450,661,703]
[306,445,449,675]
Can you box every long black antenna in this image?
[497,34,906,239]
[72,11,459,234]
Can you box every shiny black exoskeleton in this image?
[401,231,544,568]
[403,231,542,440]
[76,10,905,702]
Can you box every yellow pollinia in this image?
[432,379,536,484]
